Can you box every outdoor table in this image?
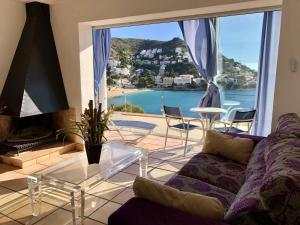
[190,107,227,132]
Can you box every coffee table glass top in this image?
[32,142,146,188]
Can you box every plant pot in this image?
[85,143,102,164]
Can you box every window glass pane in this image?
[216,13,264,119]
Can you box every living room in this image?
[0,0,300,224]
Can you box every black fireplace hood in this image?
[0,2,69,118]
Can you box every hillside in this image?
[109,37,257,89]
[111,37,186,56]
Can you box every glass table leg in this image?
[139,149,148,177]
[27,174,42,216]
[71,186,84,225]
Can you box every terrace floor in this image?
[0,129,200,224]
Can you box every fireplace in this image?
[0,109,75,156]
[0,2,70,156]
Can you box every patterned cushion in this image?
[260,137,300,225]
[275,113,300,137]
[166,175,235,211]
[179,153,246,193]
[225,139,273,225]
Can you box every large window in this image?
[107,13,264,117]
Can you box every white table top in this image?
[223,100,240,106]
[190,107,227,114]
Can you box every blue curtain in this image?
[93,28,112,106]
[253,11,281,136]
[179,19,220,109]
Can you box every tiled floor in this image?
[0,130,200,225]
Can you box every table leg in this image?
[139,149,148,178]
[71,187,84,225]
[27,174,42,217]
[209,114,219,129]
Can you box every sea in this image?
[108,89,256,117]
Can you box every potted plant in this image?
[57,100,111,164]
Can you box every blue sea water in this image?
[108,89,256,117]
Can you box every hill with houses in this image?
[107,37,257,90]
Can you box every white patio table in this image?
[190,107,227,133]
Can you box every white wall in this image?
[50,0,281,120]
[0,0,25,92]
[272,0,300,127]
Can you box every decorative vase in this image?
[85,142,102,164]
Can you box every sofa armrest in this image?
[108,197,229,225]
[224,132,265,145]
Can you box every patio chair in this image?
[163,105,205,156]
[214,109,256,134]
[109,119,157,143]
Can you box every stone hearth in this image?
[0,142,84,168]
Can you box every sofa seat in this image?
[179,153,246,193]
[108,197,230,225]
[166,175,236,210]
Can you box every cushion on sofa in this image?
[179,153,246,193]
[108,198,230,225]
[202,130,254,165]
[133,177,224,220]
[259,137,300,225]
[166,175,235,210]
[275,113,300,137]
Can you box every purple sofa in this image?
[108,113,300,225]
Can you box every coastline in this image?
[107,87,151,98]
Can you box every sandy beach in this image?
[107,87,151,98]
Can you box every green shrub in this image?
[112,103,145,113]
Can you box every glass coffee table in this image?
[27,142,148,225]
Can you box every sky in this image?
[111,13,264,71]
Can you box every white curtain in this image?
[253,11,282,136]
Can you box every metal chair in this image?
[214,109,256,134]
[163,105,204,156]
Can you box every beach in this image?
[107,87,151,98]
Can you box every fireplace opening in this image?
[9,114,54,142]
[0,109,74,156]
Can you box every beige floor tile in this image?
[122,164,153,176]
[157,161,184,172]
[108,172,136,187]
[148,168,176,182]
[0,193,29,215]
[7,201,58,224]
[0,192,24,214]
[59,150,84,159]
[0,164,18,173]
[89,202,121,224]
[41,190,69,208]
[63,194,107,217]
[132,157,163,168]
[84,218,105,225]
[38,157,65,166]
[87,182,125,200]
[0,171,27,191]
[0,186,15,200]
[0,215,22,225]
[149,151,178,161]
[16,164,46,175]
[34,208,73,225]
[112,188,135,204]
